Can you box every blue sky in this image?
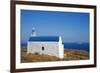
[21,10,89,44]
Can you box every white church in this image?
[27,28,64,59]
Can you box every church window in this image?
[42,46,45,51]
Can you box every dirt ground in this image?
[21,48,89,63]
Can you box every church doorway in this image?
[42,46,45,51]
[41,46,45,54]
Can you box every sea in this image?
[63,43,89,52]
[21,43,89,52]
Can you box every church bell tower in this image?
[31,27,36,37]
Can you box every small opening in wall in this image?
[42,46,44,51]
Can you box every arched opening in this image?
[42,46,45,51]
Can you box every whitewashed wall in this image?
[58,36,64,58]
[59,44,64,58]
[27,42,64,58]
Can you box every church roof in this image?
[28,36,59,42]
